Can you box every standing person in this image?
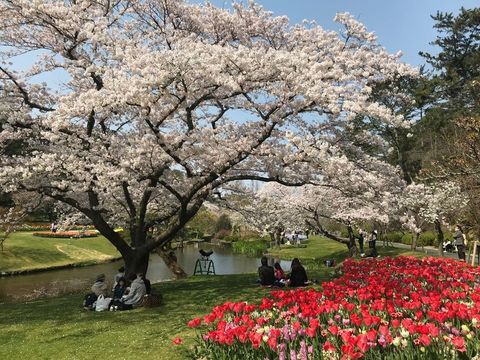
[288,258,308,287]
[357,229,365,257]
[258,256,275,286]
[50,222,57,233]
[453,225,467,261]
[368,230,378,258]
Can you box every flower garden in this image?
[188,257,480,359]
[32,231,98,238]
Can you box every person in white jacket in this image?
[120,274,146,309]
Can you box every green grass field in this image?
[0,271,334,360]
[0,235,426,359]
[0,232,120,272]
[267,235,422,265]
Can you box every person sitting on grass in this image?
[273,262,286,287]
[113,277,127,300]
[140,273,151,295]
[288,258,309,287]
[83,273,108,310]
[111,273,146,311]
[258,256,275,286]
[112,266,125,290]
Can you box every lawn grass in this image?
[0,235,426,360]
[0,270,335,360]
[0,232,120,273]
[267,235,423,266]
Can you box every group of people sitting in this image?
[83,266,152,311]
[258,256,311,287]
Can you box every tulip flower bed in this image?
[32,231,98,238]
[189,257,480,359]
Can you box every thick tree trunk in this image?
[124,250,150,279]
[156,249,188,279]
[435,219,444,257]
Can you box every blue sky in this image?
[11,0,479,87]
[204,0,480,66]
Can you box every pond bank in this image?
[0,255,122,276]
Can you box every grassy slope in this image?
[0,232,120,272]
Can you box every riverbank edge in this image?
[0,255,123,277]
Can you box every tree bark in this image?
[435,219,444,257]
[124,250,150,279]
[411,232,419,251]
[347,225,358,257]
[156,249,188,279]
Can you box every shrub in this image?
[187,209,218,237]
[232,239,268,257]
[385,231,404,244]
[419,231,437,247]
[215,214,232,232]
[401,233,413,245]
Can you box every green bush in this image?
[215,214,232,232]
[401,233,413,245]
[232,239,268,257]
[186,209,218,237]
[385,231,404,244]
[419,231,437,247]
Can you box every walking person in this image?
[453,225,467,261]
[357,229,365,257]
[368,230,378,258]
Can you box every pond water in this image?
[0,244,291,303]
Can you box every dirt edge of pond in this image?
[0,256,123,277]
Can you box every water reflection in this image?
[0,245,291,303]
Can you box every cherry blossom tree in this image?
[399,182,467,253]
[0,192,43,251]
[225,151,405,256]
[0,0,415,275]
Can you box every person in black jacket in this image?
[288,258,308,287]
[258,256,275,286]
[140,273,151,294]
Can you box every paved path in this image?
[386,241,478,264]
